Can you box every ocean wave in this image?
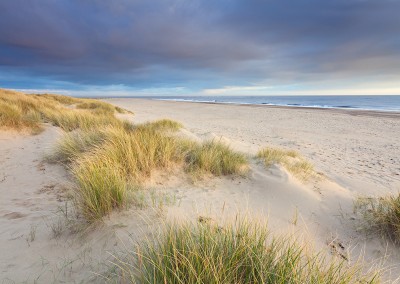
[152,97,400,112]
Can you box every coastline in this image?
[99,97,400,118]
[154,98,400,118]
[106,97,400,194]
[2,91,400,282]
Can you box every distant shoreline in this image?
[103,97,400,119]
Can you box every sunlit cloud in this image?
[1,0,399,95]
[203,86,274,95]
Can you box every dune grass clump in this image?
[0,89,127,133]
[34,93,82,105]
[257,147,299,165]
[76,100,124,114]
[49,129,110,163]
[137,119,183,132]
[65,125,183,220]
[43,108,121,131]
[257,147,314,180]
[116,218,378,283]
[185,141,248,176]
[0,90,52,133]
[91,127,180,181]
[51,122,249,220]
[355,194,400,244]
[0,100,43,133]
[73,156,128,220]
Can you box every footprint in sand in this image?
[3,212,27,220]
[327,239,348,261]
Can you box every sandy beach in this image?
[107,98,400,193]
[1,97,400,282]
[2,1,400,281]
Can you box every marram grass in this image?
[73,157,128,220]
[355,194,400,244]
[2,89,249,221]
[257,147,314,180]
[113,218,379,283]
[0,100,43,133]
[0,89,127,133]
[185,140,248,176]
[69,126,182,220]
[42,108,122,131]
[51,123,248,221]
[48,128,110,163]
[136,118,183,132]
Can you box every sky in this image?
[0,0,399,97]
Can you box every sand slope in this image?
[1,100,400,282]
[111,99,400,194]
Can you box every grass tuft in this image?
[2,89,250,221]
[68,125,181,219]
[34,93,82,105]
[137,119,183,132]
[0,89,127,133]
[43,108,121,131]
[73,156,128,221]
[114,217,378,283]
[257,147,314,180]
[76,100,119,114]
[185,140,248,176]
[0,96,44,133]
[48,128,109,163]
[52,123,248,221]
[355,194,400,244]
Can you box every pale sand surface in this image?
[1,99,400,282]
[109,99,400,194]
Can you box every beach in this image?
[107,98,400,193]
[1,96,400,282]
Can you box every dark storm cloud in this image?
[0,0,399,89]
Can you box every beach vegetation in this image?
[2,89,249,221]
[76,100,123,114]
[35,93,82,105]
[185,140,248,176]
[257,147,314,180]
[355,194,400,244]
[48,128,110,163]
[113,217,379,283]
[0,89,128,133]
[0,100,44,133]
[73,156,128,220]
[52,122,248,221]
[136,118,183,132]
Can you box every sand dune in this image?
[1,98,400,282]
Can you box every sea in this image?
[134,95,400,112]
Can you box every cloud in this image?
[0,0,399,94]
[204,86,274,95]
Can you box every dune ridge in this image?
[1,90,399,282]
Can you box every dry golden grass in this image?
[68,126,182,220]
[355,194,400,244]
[52,123,248,221]
[48,128,109,163]
[0,100,43,133]
[73,155,128,220]
[0,89,127,133]
[75,99,125,114]
[34,93,82,105]
[257,147,314,180]
[136,118,183,132]
[2,89,248,220]
[185,140,248,176]
[43,108,122,131]
[72,130,248,220]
